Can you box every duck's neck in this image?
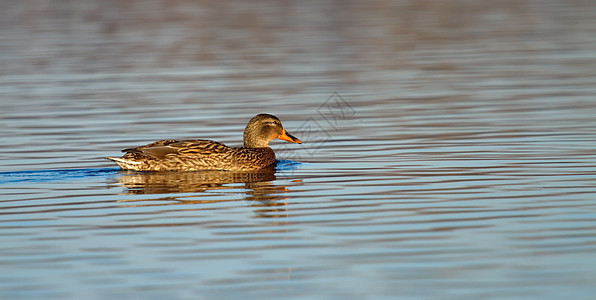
[243,134,269,148]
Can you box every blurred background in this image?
[1,1,596,299]
[2,0,595,170]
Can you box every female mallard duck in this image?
[107,113,302,171]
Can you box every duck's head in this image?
[243,113,302,148]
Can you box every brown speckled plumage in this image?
[106,114,302,171]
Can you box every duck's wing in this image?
[175,140,232,156]
[123,139,231,159]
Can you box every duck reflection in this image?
[113,166,293,213]
[117,166,275,194]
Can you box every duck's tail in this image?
[106,157,141,170]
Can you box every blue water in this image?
[0,168,120,184]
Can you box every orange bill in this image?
[278,129,302,144]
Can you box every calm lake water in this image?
[1,1,596,299]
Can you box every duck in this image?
[106,113,302,171]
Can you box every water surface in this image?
[1,1,596,299]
